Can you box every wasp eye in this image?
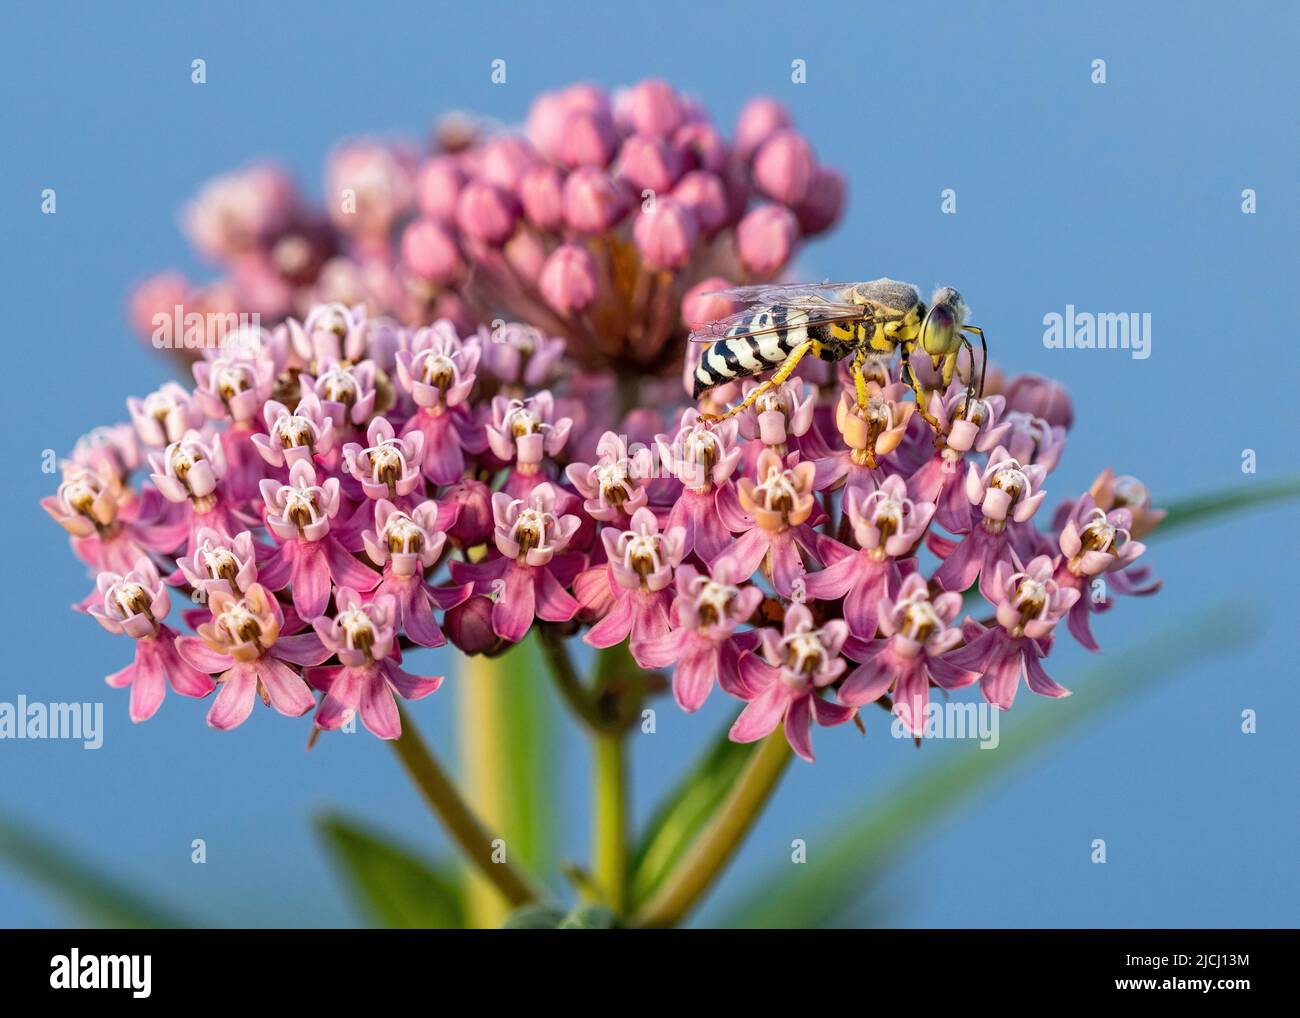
[921,304,958,355]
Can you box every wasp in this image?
[688,278,988,434]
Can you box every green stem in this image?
[389,704,541,913]
[538,626,606,729]
[592,728,629,914]
[634,730,793,928]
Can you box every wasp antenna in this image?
[964,325,989,399]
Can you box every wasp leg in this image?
[700,339,818,424]
[963,326,988,399]
[850,345,871,410]
[900,345,944,440]
[950,340,977,418]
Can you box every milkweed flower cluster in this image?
[51,79,1160,760]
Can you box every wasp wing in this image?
[687,303,869,342]
[698,280,860,307]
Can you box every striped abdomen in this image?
[692,305,831,398]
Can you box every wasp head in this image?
[919,287,968,359]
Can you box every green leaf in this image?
[500,903,619,929]
[316,812,463,928]
[629,718,756,906]
[501,903,566,929]
[489,634,553,872]
[0,812,192,928]
[712,606,1257,929]
[1154,475,1300,537]
[558,904,619,929]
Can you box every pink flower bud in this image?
[444,478,494,546]
[540,244,598,313]
[753,129,817,206]
[559,107,618,168]
[401,218,462,284]
[563,82,612,115]
[681,276,735,331]
[1004,374,1075,429]
[795,167,846,236]
[673,122,728,174]
[525,91,569,162]
[455,180,518,246]
[504,230,546,284]
[518,166,565,231]
[562,168,629,234]
[617,134,684,195]
[672,170,729,235]
[735,97,791,159]
[622,78,683,137]
[479,136,540,191]
[736,204,798,276]
[445,596,501,656]
[128,272,190,340]
[415,156,464,222]
[634,197,699,271]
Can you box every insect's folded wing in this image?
[687,303,866,342]
[699,281,858,304]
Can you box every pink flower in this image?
[1003,373,1074,430]
[637,563,763,711]
[477,323,565,390]
[1053,494,1153,651]
[448,483,583,643]
[147,431,249,557]
[299,358,377,431]
[655,409,744,563]
[737,376,817,452]
[728,604,855,763]
[258,461,380,619]
[714,448,822,597]
[43,462,183,574]
[838,573,975,735]
[815,388,915,493]
[362,499,470,647]
[177,583,331,730]
[945,556,1080,711]
[287,302,369,368]
[192,345,275,426]
[582,507,686,665]
[907,390,1012,533]
[565,431,654,525]
[1002,410,1067,473]
[342,416,425,502]
[933,448,1048,601]
[395,321,486,485]
[177,527,260,601]
[251,392,336,470]
[305,588,443,739]
[127,382,204,448]
[88,557,215,722]
[485,392,573,496]
[804,477,934,638]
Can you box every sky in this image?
[1,0,1297,928]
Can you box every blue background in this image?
[2,0,1296,927]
